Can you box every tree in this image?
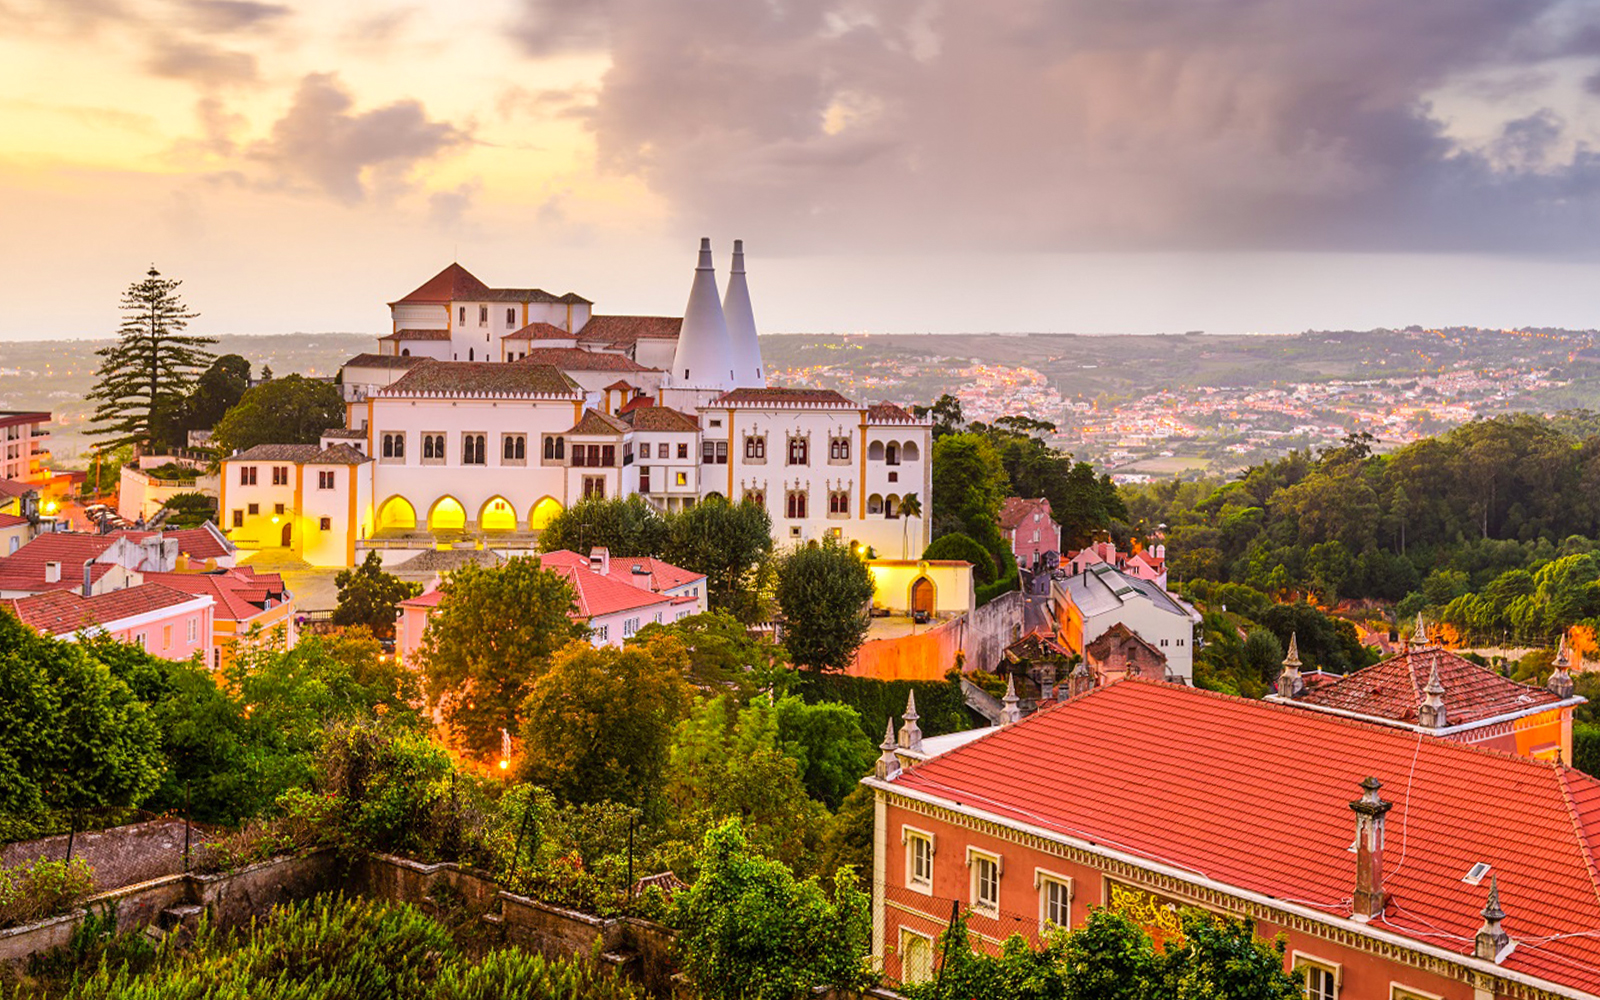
[662,496,775,620]
[539,495,669,557]
[912,393,965,439]
[333,551,422,641]
[930,433,1008,542]
[517,635,692,816]
[765,695,875,809]
[633,610,793,696]
[922,532,998,584]
[674,819,874,1000]
[418,558,587,759]
[158,491,216,529]
[899,492,923,559]
[87,266,214,452]
[212,374,343,455]
[183,354,252,434]
[776,538,875,672]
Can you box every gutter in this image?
[862,776,1600,1000]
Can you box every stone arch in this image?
[901,440,920,462]
[428,496,466,532]
[910,576,936,617]
[867,493,884,515]
[376,495,417,532]
[867,440,885,461]
[480,495,517,533]
[528,496,563,531]
[886,493,902,518]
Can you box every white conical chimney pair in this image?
[669,238,766,390]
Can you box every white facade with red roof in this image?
[0,531,181,598]
[1063,539,1168,588]
[142,566,294,669]
[3,583,213,661]
[868,679,1600,999]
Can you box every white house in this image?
[1053,563,1200,682]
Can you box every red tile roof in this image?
[541,549,705,594]
[378,329,452,341]
[622,405,698,433]
[342,353,426,370]
[546,562,675,618]
[392,263,490,304]
[380,360,580,398]
[712,387,856,407]
[3,583,207,635]
[513,348,654,372]
[618,395,655,415]
[504,322,576,341]
[1288,646,1569,728]
[0,513,28,528]
[997,496,1052,530]
[142,568,288,623]
[399,589,445,609]
[567,408,631,436]
[577,315,682,347]
[867,401,917,422]
[0,480,33,501]
[888,680,1600,994]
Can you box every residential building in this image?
[0,513,31,556]
[1053,563,1199,682]
[1268,632,1585,762]
[1062,539,1168,589]
[2,583,213,660]
[867,679,1600,999]
[219,444,372,566]
[0,411,51,484]
[0,531,181,597]
[997,497,1060,572]
[143,567,294,669]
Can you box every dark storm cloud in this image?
[508,0,1600,253]
[247,73,469,203]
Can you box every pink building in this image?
[997,497,1061,572]
[1062,539,1167,589]
[2,583,214,661]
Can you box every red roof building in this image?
[2,582,214,661]
[997,496,1061,573]
[142,566,294,669]
[868,679,1600,998]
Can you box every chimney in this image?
[588,546,610,576]
[722,239,767,388]
[875,718,901,780]
[44,561,60,584]
[668,238,736,390]
[1474,877,1512,962]
[1549,637,1576,698]
[1064,658,1095,699]
[1417,660,1448,729]
[82,560,93,597]
[1275,632,1306,698]
[1000,673,1022,725]
[1350,776,1393,920]
[897,690,923,753]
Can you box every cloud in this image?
[144,37,258,86]
[506,0,1600,254]
[246,73,469,203]
[179,0,289,33]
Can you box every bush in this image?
[1575,723,1600,777]
[921,533,997,583]
[0,857,95,928]
[792,672,971,742]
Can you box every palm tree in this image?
[900,492,923,558]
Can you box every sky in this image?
[4,0,1600,340]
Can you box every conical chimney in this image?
[669,238,736,390]
[722,239,767,388]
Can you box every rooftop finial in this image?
[875,718,900,780]
[1410,612,1429,650]
[1549,636,1577,698]
[1418,660,1448,729]
[1065,657,1094,699]
[1000,673,1022,725]
[898,690,923,753]
[1275,632,1306,698]
[1474,876,1511,962]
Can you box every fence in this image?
[2,807,217,894]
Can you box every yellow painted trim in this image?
[219,461,228,534]
[292,463,304,554]
[859,414,868,519]
[347,465,358,566]
[726,408,734,498]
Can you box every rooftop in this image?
[379,360,580,398]
[997,496,1053,530]
[3,583,208,635]
[883,679,1600,995]
[577,315,682,347]
[622,405,699,433]
[710,387,857,408]
[341,353,426,370]
[512,348,655,373]
[1058,564,1194,619]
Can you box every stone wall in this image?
[963,590,1024,673]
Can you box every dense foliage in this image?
[904,908,1301,1000]
[212,373,344,455]
[333,550,422,641]
[0,857,95,929]
[774,538,876,672]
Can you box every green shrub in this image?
[921,533,997,584]
[0,857,95,927]
[1575,724,1600,777]
[792,672,971,742]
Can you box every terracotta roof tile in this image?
[161,526,233,562]
[228,444,324,463]
[1293,647,1568,727]
[568,408,630,436]
[3,582,207,634]
[380,360,580,398]
[622,406,698,433]
[341,353,426,370]
[889,680,1600,995]
[378,329,452,341]
[143,568,288,622]
[541,549,705,594]
[712,387,856,407]
[392,263,490,304]
[0,513,28,528]
[998,496,1051,530]
[577,315,681,347]
[309,444,372,466]
[503,322,576,341]
[618,395,655,415]
[0,479,36,500]
[512,348,654,372]
[544,562,676,618]
[867,401,917,422]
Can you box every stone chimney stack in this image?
[1417,660,1448,729]
[1474,877,1512,962]
[1549,637,1577,698]
[588,546,610,576]
[44,561,60,584]
[897,690,923,753]
[1000,673,1022,725]
[1275,632,1305,698]
[1350,776,1393,920]
[1064,658,1095,699]
[82,559,93,598]
[875,718,900,780]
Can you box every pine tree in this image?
[87,266,214,452]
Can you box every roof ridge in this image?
[1553,765,1600,911]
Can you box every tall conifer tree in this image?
[87,266,214,452]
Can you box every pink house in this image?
[2,582,214,661]
[1063,540,1167,589]
[997,497,1061,572]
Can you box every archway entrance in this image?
[429,496,466,532]
[376,496,417,532]
[910,576,935,618]
[528,496,563,531]
[280,523,292,548]
[480,496,517,533]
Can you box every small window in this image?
[677,443,688,459]
[594,623,608,642]
[479,305,488,325]
[462,433,486,465]
[1463,862,1491,885]
[676,471,688,487]
[969,850,1000,914]
[459,306,466,324]
[187,618,196,642]
[787,435,809,465]
[904,827,934,892]
[162,625,171,647]
[319,516,332,531]
[134,632,146,649]
[274,503,285,515]
[1037,870,1072,930]
[506,307,516,326]
[272,465,289,485]
[239,465,257,486]
[900,929,934,985]
[247,503,259,515]
[1304,965,1337,1000]
[318,470,335,490]
[639,442,651,459]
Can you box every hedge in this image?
[793,672,973,743]
[1575,723,1600,778]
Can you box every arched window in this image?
[828,491,849,515]
[886,442,900,466]
[867,494,883,515]
[886,494,901,519]
[504,435,517,460]
[469,347,475,361]
[431,434,444,457]
[423,436,435,460]
[902,440,920,462]
[544,436,555,460]
[463,434,486,465]
[868,441,885,461]
[555,437,565,460]
[830,437,850,461]
[786,490,808,519]
[743,489,765,506]
[401,348,410,356]
[382,435,394,458]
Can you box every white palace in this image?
[219,240,932,569]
